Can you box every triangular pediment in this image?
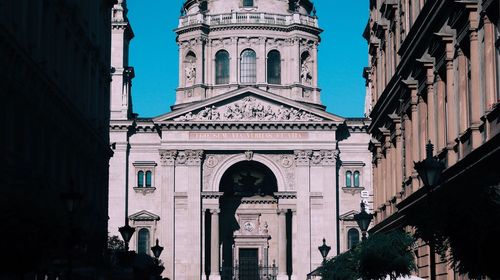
[154,87,344,123]
[339,210,359,221]
[129,210,160,221]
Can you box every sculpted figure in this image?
[301,58,312,84]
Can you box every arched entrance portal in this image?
[219,161,278,280]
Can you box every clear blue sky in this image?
[127,0,369,118]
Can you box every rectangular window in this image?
[243,0,254,7]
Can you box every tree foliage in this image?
[408,184,500,279]
[322,249,359,280]
[321,231,416,280]
[357,231,416,280]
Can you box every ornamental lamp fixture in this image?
[414,141,445,190]
[318,238,331,262]
[60,182,83,214]
[151,239,164,259]
[118,221,135,251]
[354,202,373,240]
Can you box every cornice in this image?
[157,121,339,131]
[176,23,322,37]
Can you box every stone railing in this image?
[178,12,318,28]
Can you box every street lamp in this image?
[414,141,445,192]
[151,239,164,259]
[354,202,373,240]
[151,239,165,279]
[118,221,135,252]
[318,238,331,263]
[61,187,83,280]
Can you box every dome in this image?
[182,0,315,16]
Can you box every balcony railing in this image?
[178,12,318,28]
[220,264,278,280]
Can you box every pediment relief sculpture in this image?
[174,96,323,122]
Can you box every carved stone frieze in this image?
[186,150,204,165]
[174,96,323,122]
[311,150,338,166]
[160,150,177,166]
[294,150,312,166]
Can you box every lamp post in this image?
[118,221,135,252]
[151,239,164,279]
[414,141,445,193]
[354,202,373,241]
[414,141,444,280]
[318,238,331,264]
[60,188,83,280]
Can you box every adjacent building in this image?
[365,0,499,279]
[0,0,114,278]
[108,0,373,279]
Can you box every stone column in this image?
[445,53,458,165]
[290,209,298,280]
[465,5,482,149]
[230,37,238,85]
[257,37,266,85]
[277,208,288,280]
[209,209,220,280]
[483,14,497,114]
[201,209,206,279]
[293,150,311,279]
[404,79,420,190]
[435,75,447,152]
[422,60,437,146]
[159,150,177,279]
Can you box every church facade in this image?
[108,1,372,279]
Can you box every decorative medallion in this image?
[243,221,255,232]
[280,155,294,168]
[205,155,219,168]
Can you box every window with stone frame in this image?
[347,228,360,249]
[267,50,281,84]
[346,171,353,187]
[133,161,157,191]
[341,162,366,190]
[240,49,257,84]
[215,50,230,84]
[129,210,161,256]
[242,0,254,7]
[137,228,150,254]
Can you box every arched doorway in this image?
[218,161,278,280]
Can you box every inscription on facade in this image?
[190,132,309,140]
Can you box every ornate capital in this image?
[210,209,220,215]
[294,150,312,166]
[322,150,338,165]
[186,150,204,165]
[160,150,177,166]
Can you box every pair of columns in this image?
[205,208,290,279]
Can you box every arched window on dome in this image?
[347,228,360,249]
[240,49,257,84]
[353,171,360,188]
[145,171,152,187]
[267,50,281,84]
[137,228,150,255]
[243,0,254,7]
[346,171,352,188]
[215,50,230,85]
[137,171,144,188]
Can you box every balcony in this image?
[178,12,318,29]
